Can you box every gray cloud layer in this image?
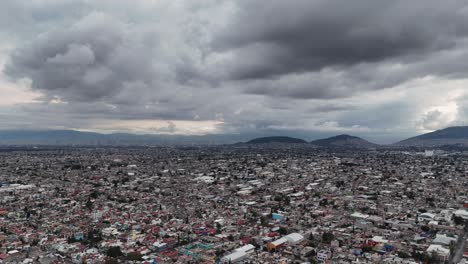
[214,0,468,78]
[6,12,164,103]
[2,0,468,141]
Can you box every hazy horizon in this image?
[0,126,442,145]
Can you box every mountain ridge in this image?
[310,134,378,148]
[395,126,468,147]
[2,126,468,147]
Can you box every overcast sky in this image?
[1,0,468,143]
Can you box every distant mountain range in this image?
[0,130,253,145]
[245,126,468,148]
[2,126,468,148]
[246,136,307,144]
[395,126,468,147]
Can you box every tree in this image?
[278,227,288,235]
[90,191,99,199]
[215,248,224,257]
[106,246,123,258]
[67,236,77,244]
[362,245,373,252]
[397,251,410,258]
[421,225,430,232]
[86,199,93,210]
[112,180,118,188]
[322,232,334,244]
[319,199,328,206]
[251,210,258,218]
[31,239,40,246]
[104,257,119,264]
[412,251,438,264]
[86,229,102,245]
[453,215,465,225]
[249,239,260,249]
[126,252,142,261]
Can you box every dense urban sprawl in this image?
[0,145,467,263]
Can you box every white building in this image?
[234,244,255,254]
[221,251,247,263]
[454,209,468,220]
[317,249,330,263]
[432,234,457,246]
[418,212,436,222]
[426,244,450,261]
[284,233,305,245]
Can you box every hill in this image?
[310,134,378,148]
[395,126,468,147]
[246,136,307,144]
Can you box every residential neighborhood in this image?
[0,145,467,263]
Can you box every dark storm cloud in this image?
[7,0,468,104]
[213,0,468,80]
[4,12,159,102]
[240,69,358,99]
[3,0,468,140]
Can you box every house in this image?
[371,236,389,244]
[432,234,457,246]
[418,213,436,222]
[0,253,9,262]
[426,244,450,262]
[454,209,468,220]
[272,213,285,220]
[221,251,247,263]
[317,249,331,263]
[234,244,255,255]
[267,237,287,251]
[284,233,305,245]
